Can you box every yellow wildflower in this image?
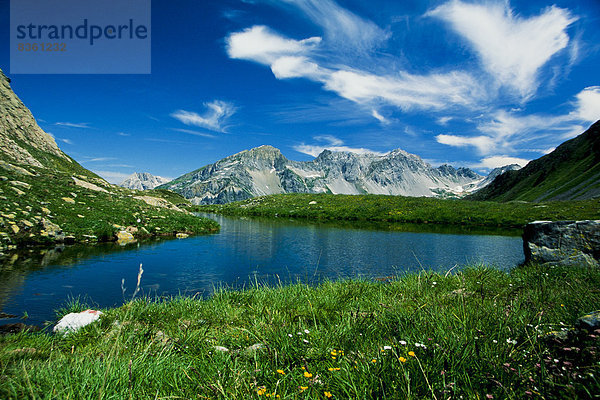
[304,371,313,378]
[328,367,341,371]
[300,386,308,391]
[371,359,377,363]
[398,357,407,363]
[408,351,416,357]
[324,391,333,398]
[277,369,285,375]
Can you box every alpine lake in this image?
[0,213,524,327]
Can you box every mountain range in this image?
[159,145,494,205]
[119,172,171,191]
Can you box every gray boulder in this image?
[523,220,600,266]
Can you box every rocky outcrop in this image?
[161,145,486,205]
[120,172,171,191]
[523,220,600,266]
[0,69,71,168]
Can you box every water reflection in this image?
[0,215,524,326]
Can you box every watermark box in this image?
[10,0,151,74]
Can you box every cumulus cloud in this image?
[294,135,386,157]
[573,86,600,122]
[428,0,577,98]
[171,100,236,133]
[226,25,321,65]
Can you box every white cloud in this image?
[294,135,386,157]
[117,132,131,137]
[171,128,216,138]
[437,116,452,126]
[473,156,529,170]
[573,86,600,122]
[279,0,389,55]
[55,122,91,128]
[428,1,577,98]
[436,134,496,155]
[58,138,73,145]
[226,25,321,65]
[371,109,388,124]
[171,100,236,133]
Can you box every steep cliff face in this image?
[161,145,485,204]
[120,172,171,191]
[0,69,76,171]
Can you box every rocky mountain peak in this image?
[120,172,171,191]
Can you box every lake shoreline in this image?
[1,261,598,398]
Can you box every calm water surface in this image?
[0,214,524,326]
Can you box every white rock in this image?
[53,309,103,334]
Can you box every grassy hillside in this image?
[0,162,219,252]
[1,262,598,399]
[196,193,600,229]
[470,121,600,202]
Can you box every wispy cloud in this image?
[57,138,73,145]
[91,170,132,184]
[171,128,216,138]
[55,122,92,129]
[117,132,131,137]
[471,156,530,170]
[436,86,599,169]
[171,100,236,133]
[81,157,118,163]
[293,135,387,157]
[227,27,483,111]
[427,1,577,99]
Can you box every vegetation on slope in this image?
[470,121,600,202]
[1,262,598,399]
[0,161,219,252]
[196,193,600,229]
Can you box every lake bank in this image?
[196,193,600,229]
[0,214,523,327]
[1,262,598,399]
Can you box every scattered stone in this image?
[116,230,135,245]
[134,195,183,212]
[41,207,51,214]
[176,233,189,239]
[0,176,7,181]
[9,180,30,189]
[244,343,265,354]
[72,177,109,193]
[40,218,64,241]
[61,197,75,204]
[77,214,85,218]
[125,226,138,234]
[22,220,33,227]
[10,348,37,355]
[523,220,600,267]
[53,309,103,334]
[0,323,40,335]
[11,187,25,196]
[576,310,600,332]
[2,213,15,219]
[10,224,19,234]
[214,346,230,352]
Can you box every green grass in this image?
[0,160,219,250]
[1,262,599,399]
[196,193,600,229]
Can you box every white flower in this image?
[492,340,498,344]
[288,334,293,338]
[399,340,407,346]
[303,339,309,344]
[297,332,302,335]
[304,329,310,334]
[506,338,517,345]
[383,346,392,350]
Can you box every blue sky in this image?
[1,0,599,183]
